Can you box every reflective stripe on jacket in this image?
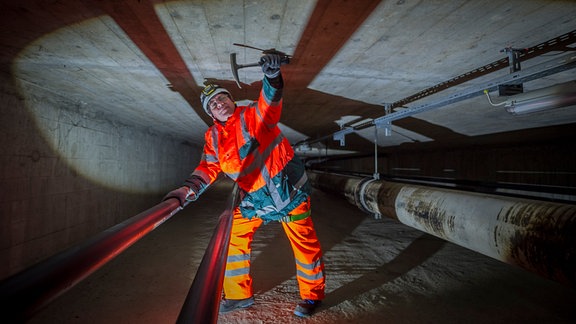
[190,76,310,223]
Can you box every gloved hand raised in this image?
[260,53,282,78]
[162,186,195,207]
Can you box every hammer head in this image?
[230,52,242,89]
[230,51,289,88]
[230,53,264,88]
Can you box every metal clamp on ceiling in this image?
[353,176,382,219]
[333,127,354,146]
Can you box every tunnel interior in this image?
[1,0,575,323]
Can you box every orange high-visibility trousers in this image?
[223,199,325,301]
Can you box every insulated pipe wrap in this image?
[394,186,576,286]
[308,170,359,206]
[395,186,506,258]
[308,171,576,287]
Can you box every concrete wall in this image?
[310,142,576,202]
[0,75,201,280]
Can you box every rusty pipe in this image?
[308,171,576,288]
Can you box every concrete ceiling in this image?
[3,0,576,158]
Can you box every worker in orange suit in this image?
[164,53,325,318]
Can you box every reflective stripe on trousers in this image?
[223,199,325,300]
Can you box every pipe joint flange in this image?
[355,176,379,216]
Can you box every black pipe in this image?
[0,198,184,323]
[176,184,239,324]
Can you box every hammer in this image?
[230,47,290,88]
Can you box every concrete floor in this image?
[29,180,576,324]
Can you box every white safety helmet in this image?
[200,83,232,117]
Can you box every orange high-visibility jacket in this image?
[186,76,310,223]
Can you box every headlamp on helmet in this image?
[200,83,232,116]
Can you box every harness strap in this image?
[281,210,311,223]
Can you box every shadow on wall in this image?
[0,72,196,280]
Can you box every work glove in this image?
[260,53,282,78]
[162,186,195,207]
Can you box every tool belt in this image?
[281,210,311,223]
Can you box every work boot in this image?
[219,296,255,314]
[293,299,321,317]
